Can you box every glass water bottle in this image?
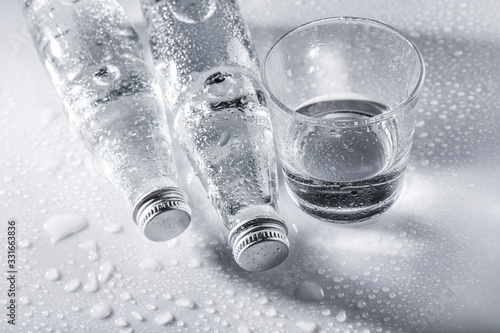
[142,0,289,271]
[21,0,191,241]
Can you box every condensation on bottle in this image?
[142,0,289,271]
[21,0,191,241]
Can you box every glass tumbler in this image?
[262,17,425,222]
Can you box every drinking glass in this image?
[262,17,425,222]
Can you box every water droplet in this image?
[415,120,425,128]
[356,300,367,308]
[19,296,31,305]
[44,214,88,244]
[120,291,132,301]
[237,325,252,333]
[104,223,122,233]
[155,310,175,325]
[79,240,100,261]
[45,268,61,281]
[98,261,114,282]
[257,296,269,305]
[18,239,32,248]
[139,257,162,272]
[265,307,278,317]
[168,0,216,24]
[131,311,144,321]
[217,131,231,147]
[90,302,112,319]
[336,309,347,323]
[49,38,62,59]
[296,320,317,333]
[114,317,128,327]
[188,257,202,268]
[293,280,325,301]
[64,278,81,292]
[84,270,99,293]
[176,297,195,309]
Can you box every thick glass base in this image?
[283,169,405,223]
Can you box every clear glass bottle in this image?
[142,0,289,271]
[21,0,191,241]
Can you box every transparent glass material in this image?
[21,0,191,240]
[142,0,279,230]
[263,17,425,222]
[142,0,289,270]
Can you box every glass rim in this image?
[262,16,426,127]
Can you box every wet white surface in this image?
[1,0,500,332]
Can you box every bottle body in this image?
[174,67,278,230]
[143,0,277,227]
[142,0,289,269]
[22,0,191,240]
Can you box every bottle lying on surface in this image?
[142,0,289,271]
[21,0,191,241]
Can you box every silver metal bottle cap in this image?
[228,217,289,272]
[132,187,191,242]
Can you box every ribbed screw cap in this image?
[133,187,191,242]
[228,217,289,272]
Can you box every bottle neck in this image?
[227,205,279,231]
